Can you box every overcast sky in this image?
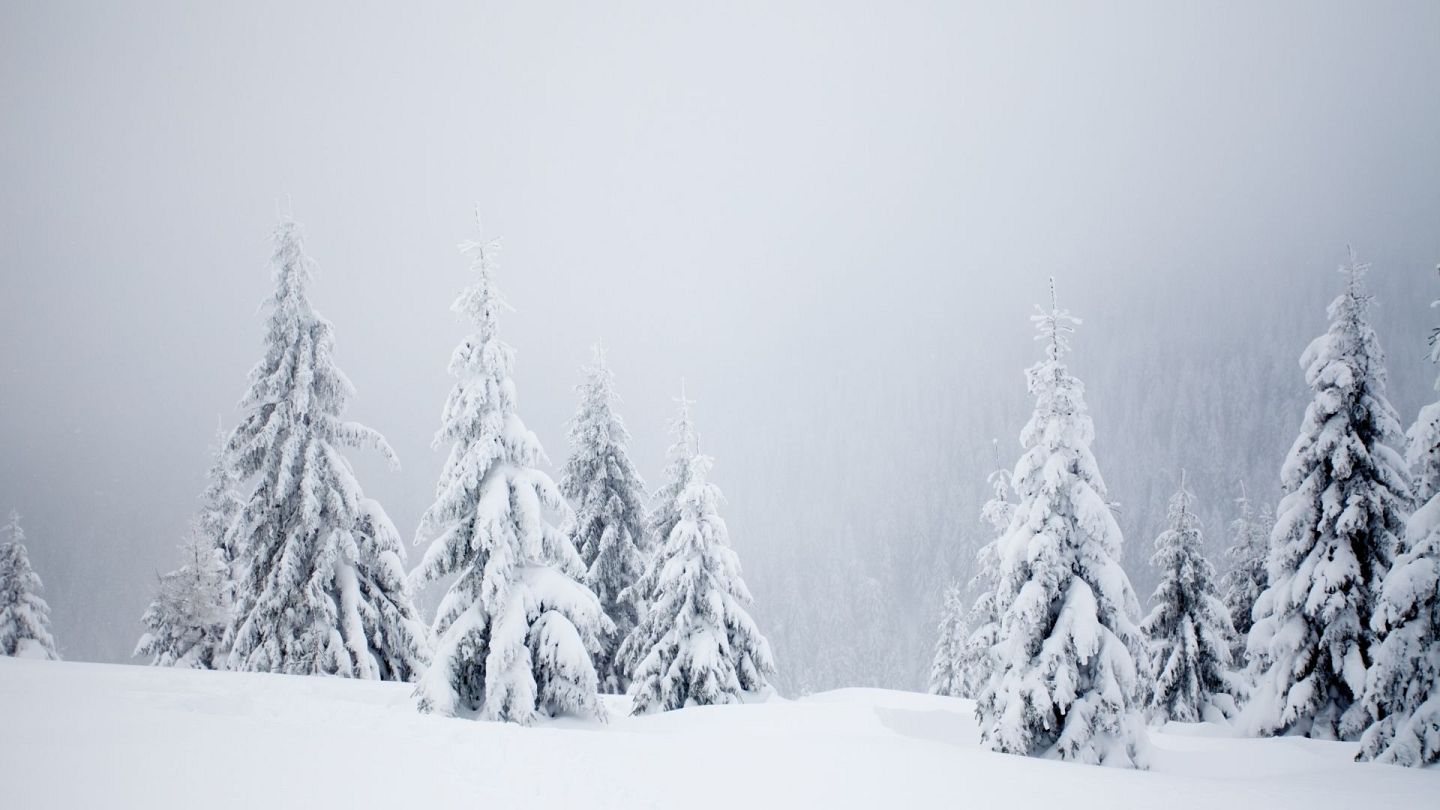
[2,1,1438,670]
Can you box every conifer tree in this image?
[1140,474,1237,722]
[927,581,967,697]
[1357,264,1440,766]
[135,525,229,669]
[560,345,648,693]
[622,448,776,714]
[223,219,428,681]
[411,225,608,724]
[0,510,59,660]
[615,386,698,681]
[645,384,699,562]
[198,422,244,573]
[1247,252,1411,740]
[977,282,1147,768]
[956,440,1013,698]
[1220,483,1270,665]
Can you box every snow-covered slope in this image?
[0,658,1433,809]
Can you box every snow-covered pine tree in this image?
[1356,264,1440,766]
[411,224,608,724]
[1220,483,1269,666]
[955,440,1013,698]
[1140,473,1237,722]
[644,383,699,562]
[560,344,648,694]
[198,421,244,574]
[622,449,776,713]
[1247,251,1411,740]
[135,524,229,668]
[223,219,428,681]
[0,510,59,660]
[977,281,1147,768]
[613,385,698,682]
[927,580,967,697]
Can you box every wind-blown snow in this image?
[1,658,1434,809]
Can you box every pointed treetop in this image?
[1233,479,1253,519]
[578,341,618,406]
[269,218,314,301]
[673,379,698,456]
[1343,244,1371,291]
[453,212,510,335]
[1031,277,1081,363]
[1337,245,1374,316]
[212,414,230,450]
[986,438,1010,494]
[1170,468,1195,518]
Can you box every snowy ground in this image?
[1,658,1434,809]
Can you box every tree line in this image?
[928,258,1439,768]
[1,215,776,723]
[2,228,1435,770]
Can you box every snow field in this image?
[2,658,1434,810]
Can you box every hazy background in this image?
[2,1,1437,692]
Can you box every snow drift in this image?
[1,658,1434,809]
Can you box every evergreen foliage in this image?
[977,282,1147,768]
[560,345,648,693]
[0,510,59,661]
[1140,474,1237,722]
[224,219,427,681]
[411,225,607,723]
[1246,253,1411,740]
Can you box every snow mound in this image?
[0,658,1434,809]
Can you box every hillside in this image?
[0,658,1433,808]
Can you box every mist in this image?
[2,1,1438,693]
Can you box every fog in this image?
[2,1,1438,692]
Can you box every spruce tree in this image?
[1356,264,1440,766]
[645,384,699,561]
[614,387,698,681]
[1247,252,1411,740]
[411,226,608,724]
[1220,483,1270,666]
[223,219,428,681]
[956,441,1013,698]
[1140,474,1237,722]
[198,422,244,574]
[135,525,229,668]
[622,449,776,713]
[0,511,59,660]
[927,581,967,697]
[560,345,648,693]
[977,282,1147,768]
